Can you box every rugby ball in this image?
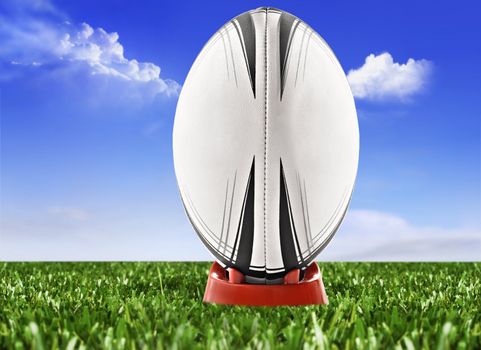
[173,7,359,284]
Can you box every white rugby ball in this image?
[173,7,359,283]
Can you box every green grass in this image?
[1,262,480,349]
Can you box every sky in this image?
[1,0,480,261]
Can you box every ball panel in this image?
[173,12,267,275]
[263,11,358,273]
[278,27,358,262]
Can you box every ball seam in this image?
[263,9,268,274]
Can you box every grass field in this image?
[1,262,480,349]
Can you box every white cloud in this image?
[347,52,432,101]
[0,0,61,18]
[321,209,481,261]
[47,206,90,221]
[54,22,179,96]
[0,0,180,101]
[0,206,210,261]
[2,206,479,261]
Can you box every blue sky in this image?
[1,0,480,260]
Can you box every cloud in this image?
[0,0,180,102]
[2,206,479,261]
[0,0,60,16]
[47,206,90,221]
[56,23,179,96]
[0,205,210,261]
[347,52,432,101]
[321,209,481,261]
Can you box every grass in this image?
[1,262,480,349]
